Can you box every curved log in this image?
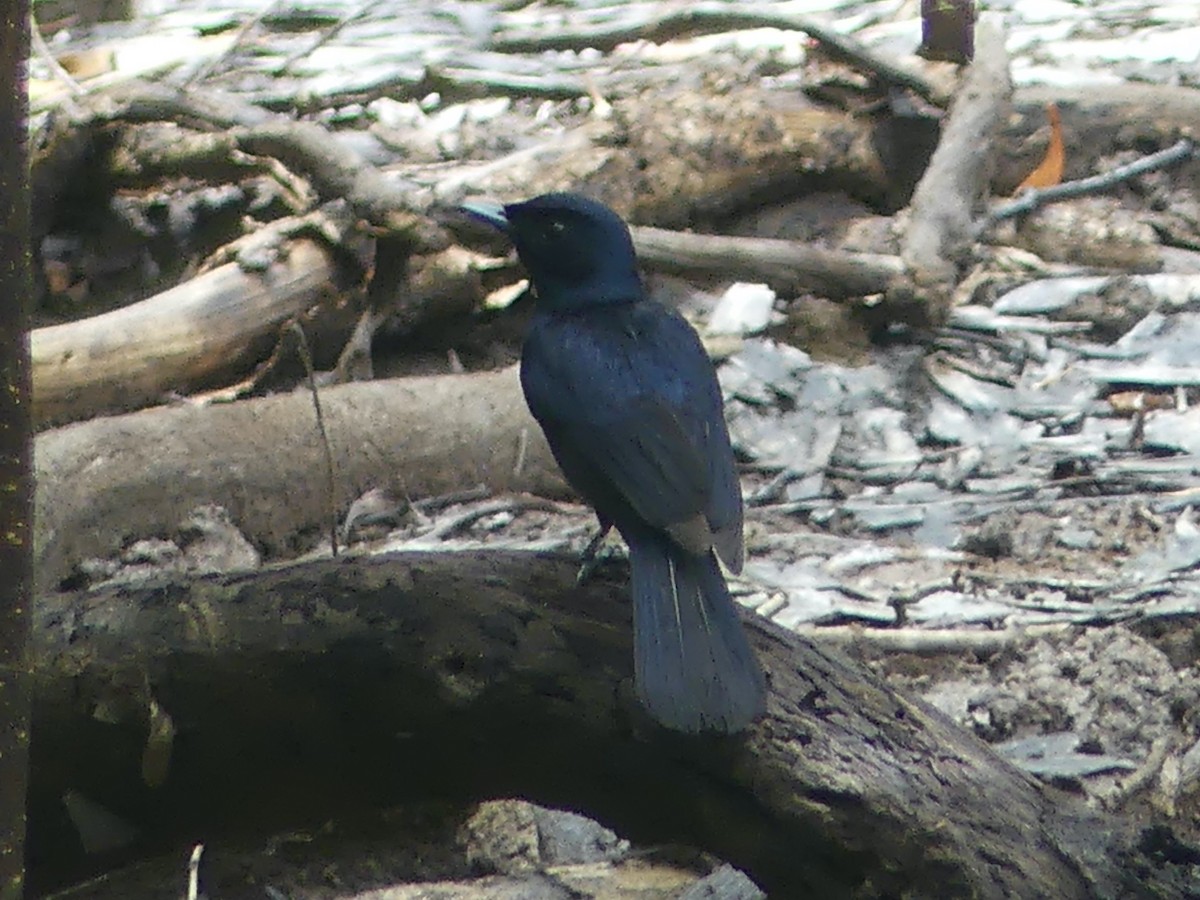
[30,551,1182,898]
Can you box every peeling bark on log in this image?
[29,552,1184,898]
[33,368,561,595]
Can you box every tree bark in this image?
[0,4,33,899]
[31,233,343,428]
[29,552,1186,898]
[33,367,563,595]
[895,19,1011,321]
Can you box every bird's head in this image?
[462,192,643,311]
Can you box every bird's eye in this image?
[549,220,566,234]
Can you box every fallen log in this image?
[31,233,342,428]
[33,367,562,595]
[29,551,1189,897]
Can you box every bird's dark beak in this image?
[460,200,509,233]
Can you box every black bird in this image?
[463,193,766,733]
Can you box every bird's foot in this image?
[576,524,615,585]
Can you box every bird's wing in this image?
[550,396,712,543]
[522,304,743,566]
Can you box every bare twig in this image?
[989,138,1197,222]
[184,0,282,86]
[422,496,564,540]
[28,15,84,111]
[235,119,441,245]
[791,623,1066,654]
[186,843,204,900]
[276,0,383,76]
[95,81,273,129]
[291,322,340,557]
[323,307,385,385]
[1106,736,1172,811]
[413,485,493,514]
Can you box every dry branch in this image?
[33,52,1200,246]
[32,235,341,427]
[893,19,1011,321]
[32,79,894,429]
[1003,83,1200,188]
[633,226,902,299]
[34,75,1195,432]
[29,551,1188,898]
[30,225,492,427]
[235,119,444,247]
[990,138,1196,222]
[93,80,273,128]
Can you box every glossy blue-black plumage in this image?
[465,192,765,733]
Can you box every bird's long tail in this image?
[627,530,766,733]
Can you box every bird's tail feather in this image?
[628,532,766,733]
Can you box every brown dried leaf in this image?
[1017,104,1065,191]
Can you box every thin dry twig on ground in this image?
[184,0,282,86]
[796,623,1068,654]
[989,138,1197,222]
[29,16,83,107]
[276,0,383,76]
